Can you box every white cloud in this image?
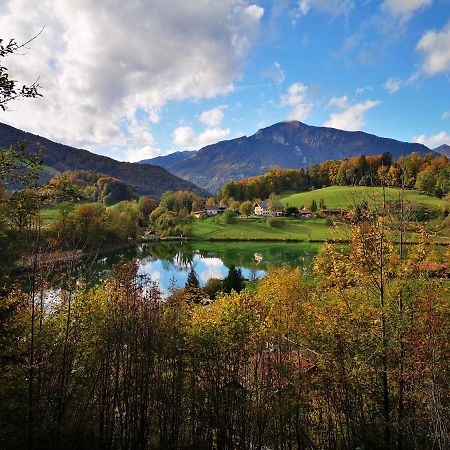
[327,95,349,109]
[383,0,432,21]
[384,77,402,94]
[196,127,231,148]
[0,0,263,160]
[245,4,264,21]
[413,131,450,148]
[199,107,225,128]
[442,111,450,120]
[286,103,313,121]
[281,83,314,121]
[172,122,230,149]
[323,99,380,131]
[294,0,354,19]
[263,61,286,85]
[173,126,195,147]
[297,0,310,15]
[126,145,163,163]
[174,104,231,149]
[355,86,373,95]
[416,20,450,75]
[281,83,308,106]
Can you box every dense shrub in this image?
[266,216,285,228]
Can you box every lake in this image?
[77,241,322,294]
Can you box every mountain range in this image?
[140,121,435,192]
[0,122,208,198]
[2,120,447,197]
[434,144,450,158]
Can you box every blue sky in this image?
[1,0,450,160]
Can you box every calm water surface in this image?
[80,241,321,294]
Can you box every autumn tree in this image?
[239,200,253,216]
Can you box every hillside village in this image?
[193,199,342,219]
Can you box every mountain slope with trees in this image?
[0,122,209,198]
[435,144,450,157]
[141,121,431,192]
[218,152,449,202]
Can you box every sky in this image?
[1,0,449,162]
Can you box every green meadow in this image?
[191,216,343,241]
[280,186,446,209]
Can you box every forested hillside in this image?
[218,152,449,201]
[47,170,139,206]
[0,122,209,198]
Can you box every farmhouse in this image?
[322,208,345,217]
[205,205,220,216]
[253,201,284,216]
[297,207,312,218]
[254,201,270,216]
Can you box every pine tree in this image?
[222,265,245,293]
[310,199,317,212]
[185,266,200,288]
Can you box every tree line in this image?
[219,152,450,202]
[47,170,139,206]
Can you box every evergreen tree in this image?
[310,199,318,212]
[186,266,200,288]
[222,265,245,293]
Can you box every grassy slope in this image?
[191,216,343,241]
[280,186,445,209]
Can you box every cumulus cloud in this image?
[173,106,230,149]
[383,0,432,21]
[384,77,402,94]
[413,131,450,148]
[173,126,195,147]
[199,107,225,128]
[172,125,230,149]
[245,4,265,21]
[323,99,380,131]
[327,95,349,109]
[442,111,450,120]
[126,146,163,163]
[281,83,313,121]
[416,20,450,75]
[196,127,231,148]
[0,0,263,160]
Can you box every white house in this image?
[254,201,284,217]
[253,202,272,216]
[205,205,220,216]
[254,201,270,216]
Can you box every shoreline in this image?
[12,241,136,274]
[12,236,450,276]
[159,237,449,245]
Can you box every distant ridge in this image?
[140,150,195,166]
[141,121,431,192]
[434,144,450,157]
[0,122,209,198]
